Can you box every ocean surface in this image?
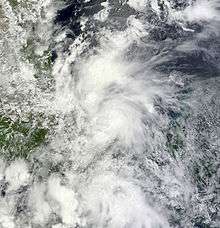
[0,0,219,227]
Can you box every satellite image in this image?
[0,0,219,227]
